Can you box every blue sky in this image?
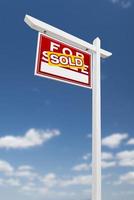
[0,0,134,200]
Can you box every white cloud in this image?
[118,172,134,184]
[101,161,116,168]
[83,152,113,161]
[42,173,57,188]
[83,153,91,160]
[0,160,14,175]
[0,128,60,149]
[109,0,132,8]
[20,181,37,193]
[15,170,37,179]
[0,178,21,187]
[0,160,93,199]
[118,159,134,167]
[14,165,37,180]
[42,173,92,188]
[116,150,134,160]
[102,152,116,169]
[116,150,134,167]
[17,165,33,171]
[60,175,92,187]
[73,152,115,171]
[127,138,134,145]
[102,133,128,148]
[72,163,90,171]
[6,178,21,186]
[41,173,92,188]
[14,165,37,179]
[102,152,114,160]
[21,184,38,193]
[0,160,38,180]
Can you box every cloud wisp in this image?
[127,138,134,145]
[72,163,91,171]
[115,172,134,185]
[0,160,14,175]
[0,128,60,149]
[0,159,92,200]
[116,150,134,167]
[72,151,116,172]
[109,0,132,9]
[102,133,128,148]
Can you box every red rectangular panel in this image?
[35,33,92,88]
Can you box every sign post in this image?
[92,38,101,200]
[24,15,112,200]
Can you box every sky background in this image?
[0,0,134,200]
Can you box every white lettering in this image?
[75,58,83,67]
[76,52,84,58]
[50,42,60,51]
[42,51,48,62]
[81,64,88,74]
[50,54,59,64]
[68,57,75,66]
[62,48,72,55]
[59,56,68,65]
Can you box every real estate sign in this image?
[35,33,92,88]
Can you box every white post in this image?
[92,38,101,200]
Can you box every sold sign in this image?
[35,33,92,88]
[47,52,85,70]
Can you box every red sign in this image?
[35,33,92,88]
